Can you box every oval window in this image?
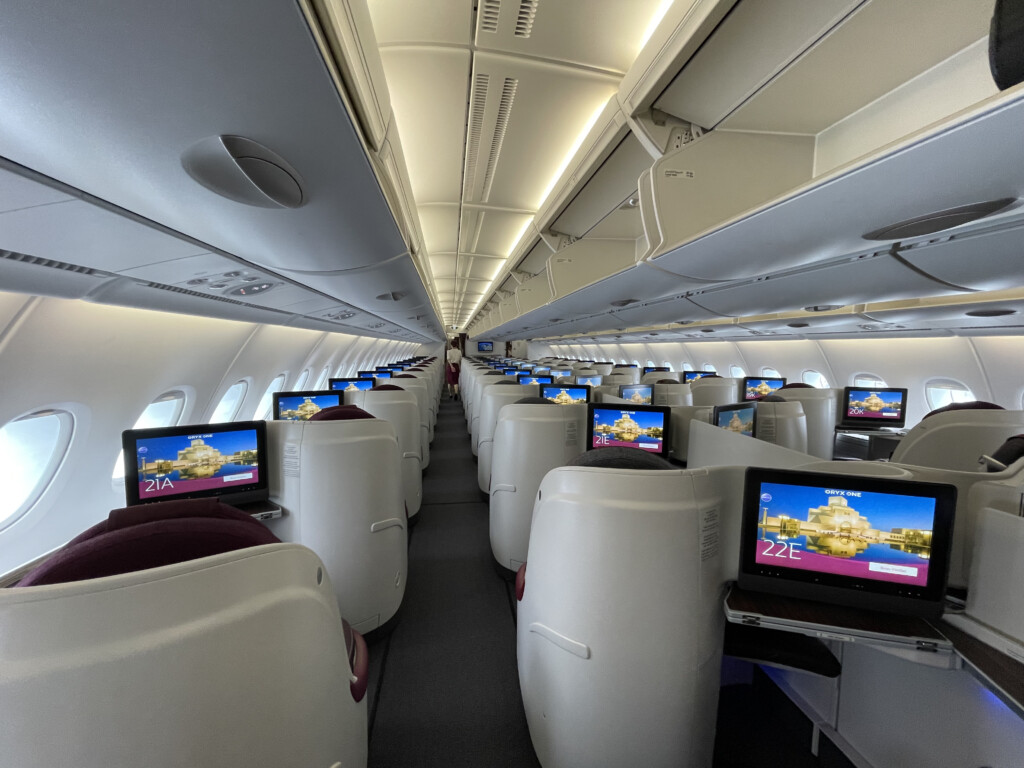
[252,374,287,420]
[925,379,976,410]
[293,368,311,391]
[0,410,74,529]
[853,374,887,389]
[682,362,694,371]
[210,380,249,423]
[762,367,782,378]
[730,365,746,377]
[802,370,830,388]
[703,364,717,373]
[313,366,331,390]
[112,391,188,484]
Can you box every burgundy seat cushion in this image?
[779,382,815,389]
[371,384,405,391]
[309,404,375,421]
[923,400,1003,420]
[988,434,1024,471]
[18,498,279,587]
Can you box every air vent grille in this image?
[480,0,501,32]
[482,78,518,200]
[0,249,110,277]
[144,282,293,314]
[464,73,490,198]
[515,0,539,37]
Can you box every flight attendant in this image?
[446,338,462,400]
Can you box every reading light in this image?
[787,322,810,328]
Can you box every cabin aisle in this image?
[366,397,541,767]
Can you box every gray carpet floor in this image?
[366,397,541,767]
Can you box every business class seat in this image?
[392,373,432,466]
[489,400,587,571]
[477,382,540,492]
[267,406,408,632]
[889,403,1024,471]
[517,450,725,768]
[592,362,614,376]
[690,376,741,407]
[467,370,504,438]
[652,380,691,406]
[4,499,368,768]
[755,398,808,453]
[345,385,423,517]
[601,372,633,387]
[643,370,680,383]
[471,378,521,456]
[776,384,840,460]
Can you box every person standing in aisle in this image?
[446,338,462,400]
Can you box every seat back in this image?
[591,362,614,376]
[346,388,423,516]
[643,371,680,383]
[601,372,633,387]
[489,402,587,570]
[686,419,815,471]
[755,400,808,453]
[517,464,727,768]
[777,386,840,459]
[390,375,432,467]
[653,381,691,406]
[890,409,1024,471]
[690,377,741,407]
[1,543,367,768]
[267,419,407,632]
[477,383,540,491]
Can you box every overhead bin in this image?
[515,272,552,315]
[898,222,1024,293]
[546,238,638,300]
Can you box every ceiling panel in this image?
[419,206,460,254]
[0,167,74,212]
[429,254,458,279]
[378,48,471,203]
[369,0,474,46]
[474,209,535,258]
[474,0,663,74]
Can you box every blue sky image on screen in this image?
[745,378,785,400]
[754,481,936,587]
[685,371,713,381]
[331,379,374,391]
[717,404,755,436]
[534,367,550,373]
[135,428,259,501]
[846,389,903,419]
[542,386,588,404]
[591,407,665,451]
[358,372,374,378]
[577,376,602,386]
[621,385,652,404]
[276,394,342,420]
[519,376,553,385]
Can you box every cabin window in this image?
[210,380,249,423]
[662,361,674,371]
[730,365,746,377]
[702,364,717,373]
[762,367,782,378]
[0,410,74,530]
[802,370,830,388]
[853,374,887,388]
[313,366,331,390]
[633,360,641,367]
[925,379,976,410]
[253,374,287,420]
[293,369,311,391]
[646,360,655,367]
[682,362,694,371]
[110,391,188,485]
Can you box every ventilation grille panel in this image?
[0,249,110,277]
[463,73,490,198]
[515,0,539,38]
[480,0,501,33]
[482,77,518,200]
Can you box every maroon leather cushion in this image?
[17,499,279,587]
[370,384,404,391]
[779,382,815,389]
[308,405,375,421]
[923,400,1003,420]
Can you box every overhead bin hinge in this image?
[631,110,703,159]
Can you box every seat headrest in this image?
[923,400,1003,420]
[759,395,787,402]
[484,371,504,376]
[779,382,814,389]
[492,379,520,386]
[567,447,675,470]
[697,374,721,379]
[392,374,417,378]
[656,379,680,384]
[371,384,404,391]
[309,404,375,421]
[515,396,554,405]
[987,434,1024,471]
[17,499,280,587]
[990,0,1024,89]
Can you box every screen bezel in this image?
[122,420,269,507]
[618,384,654,404]
[575,374,603,386]
[357,371,376,379]
[839,387,909,428]
[272,390,344,420]
[540,384,591,404]
[737,467,956,617]
[585,402,671,458]
[477,341,494,352]
[742,377,787,401]
[712,401,758,437]
[517,374,554,385]
[643,366,670,375]
[328,378,375,392]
